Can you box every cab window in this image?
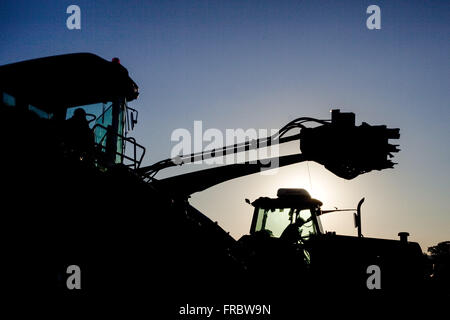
[254,207,318,239]
[29,104,53,119]
[65,102,112,128]
[255,208,293,238]
[2,92,16,107]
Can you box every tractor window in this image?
[2,92,16,107]
[92,102,113,146]
[66,102,112,128]
[297,209,316,240]
[29,104,53,119]
[66,102,114,155]
[254,208,318,239]
[255,208,294,238]
[115,104,125,163]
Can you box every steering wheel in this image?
[85,113,97,124]
[280,216,315,244]
[280,218,304,243]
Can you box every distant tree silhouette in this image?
[428,241,450,295]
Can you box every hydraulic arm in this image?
[139,110,400,196]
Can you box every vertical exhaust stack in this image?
[398,232,410,243]
[354,198,365,238]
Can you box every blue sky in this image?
[1,0,449,250]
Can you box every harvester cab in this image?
[0,53,145,169]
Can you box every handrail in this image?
[92,123,146,170]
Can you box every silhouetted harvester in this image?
[0,53,426,306]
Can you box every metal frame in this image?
[93,123,146,170]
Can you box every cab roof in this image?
[0,53,139,113]
[252,188,323,209]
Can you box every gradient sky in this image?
[1,0,448,251]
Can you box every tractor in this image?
[238,188,424,297]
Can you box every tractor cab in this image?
[249,188,324,242]
[0,53,144,169]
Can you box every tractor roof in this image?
[0,53,138,113]
[252,188,323,210]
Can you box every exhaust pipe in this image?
[354,198,365,238]
[398,232,410,243]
